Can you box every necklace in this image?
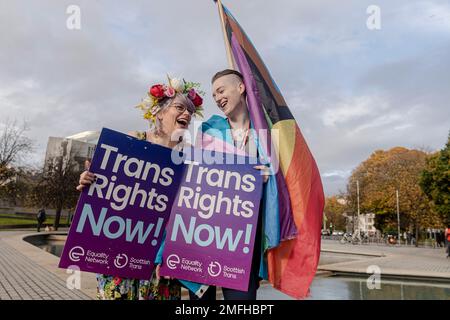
[228,119,250,151]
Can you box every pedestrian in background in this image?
[36,208,46,232]
[436,230,443,248]
[445,227,450,258]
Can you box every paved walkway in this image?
[0,231,93,300]
[319,240,450,280]
[0,232,449,300]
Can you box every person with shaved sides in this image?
[186,69,270,300]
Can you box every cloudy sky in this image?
[1,0,449,195]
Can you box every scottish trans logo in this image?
[114,253,128,269]
[208,261,221,277]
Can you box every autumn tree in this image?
[420,132,450,225]
[324,196,347,231]
[347,147,443,243]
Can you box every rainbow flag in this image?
[216,3,325,299]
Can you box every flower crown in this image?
[136,75,204,124]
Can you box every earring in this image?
[154,118,167,138]
[155,126,162,137]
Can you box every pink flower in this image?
[165,86,176,98]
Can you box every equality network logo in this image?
[166,254,181,270]
[69,246,85,262]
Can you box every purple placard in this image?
[160,150,263,291]
[58,128,185,279]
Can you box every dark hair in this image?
[211,69,244,84]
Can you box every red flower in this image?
[188,88,197,100]
[190,93,203,107]
[113,277,122,286]
[149,85,165,98]
[159,285,169,298]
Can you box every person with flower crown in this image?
[76,76,204,300]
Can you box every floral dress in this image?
[96,270,181,300]
[95,131,181,300]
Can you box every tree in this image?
[324,196,347,231]
[0,120,32,168]
[0,167,35,206]
[30,156,81,230]
[0,120,33,204]
[347,147,443,244]
[420,132,450,225]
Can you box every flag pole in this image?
[215,0,235,70]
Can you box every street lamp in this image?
[396,189,401,245]
[353,180,361,243]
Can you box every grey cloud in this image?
[0,0,448,196]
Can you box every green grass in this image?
[0,218,37,226]
[0,213,61,226]
[0,213,32,219]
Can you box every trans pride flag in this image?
[212,3,325,299]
